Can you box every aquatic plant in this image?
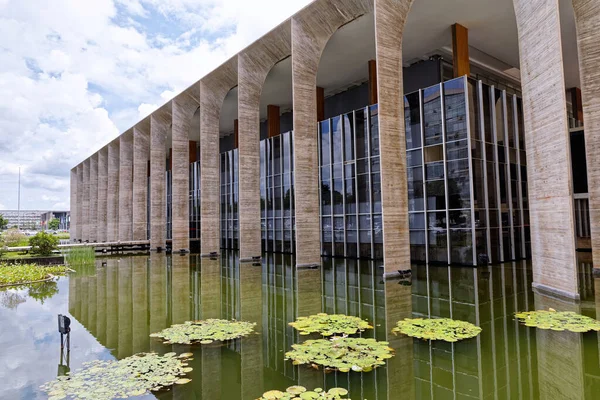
[150,319,256,345]
[392,318,482,342]
[41,352,193,399]
[515,309,600,333]
[289,313,372,336]
[0,263,69,286]
[285,337,394,372]
[259,386,349,399]
[65,247,96,267]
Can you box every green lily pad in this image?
[285,337,393,372]
[40,352,193,399]
[150,319,256,345]
[392,318,481,342]
[289,313,372,336]
[259,386,350,400]
[515,309,600,333]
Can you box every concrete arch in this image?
[238,20,292,261]
[119,130,134,242]
[292,0,373,267]
[107,139,120,242]
[200,56,238,256]
[172,86,200,253]
[132,119,149,241]
[375,0,577,296]
[572,0,600,272]
[150,106,171,250]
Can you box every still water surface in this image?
[0,252,599,399]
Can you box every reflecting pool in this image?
[1,253,599,399]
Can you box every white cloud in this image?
[0,0,312,211]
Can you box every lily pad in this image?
[392,318,481,342]
[150,319,256,345]
[515,309,600,333]
[258,386,350,400]
[285,337,393,372]
[40,352,193,399]
[289,313,372,336]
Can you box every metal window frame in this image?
[478,80,492,262]
[490,85,505,261]
[440,82,452,263]
[464,76,478,266]
[502,90,516,260]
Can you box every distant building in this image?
[0,210,70,230]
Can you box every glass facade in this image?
[260,131,296,253]
[406,76,530,265]
[166,170,172,240]
[318,106,383,260]
[189,161,201,240]
[221,149,239,250]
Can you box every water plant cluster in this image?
[515,309,600,332]
[289,313,372,336]
[65,247,96,268]
[41,352,193,400]
[285,337,393,372]
[0,263,69,287]
[392,318,482,342]
[259,386,349,399]
[150,318,256,344]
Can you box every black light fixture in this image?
[58,314,71,335]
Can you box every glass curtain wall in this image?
[220,149,239,250]
[166,170,172,240]
[406,76,530,265]
[260,131,296,253]
[189,161,201,240]
[319,106,383,260]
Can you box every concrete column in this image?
[107,140,120,242]
[70,168,77,242]
[150,109,170,251]
[97,147,108,243]
[172,89,199,253]
[513,0,578,298]
[89,153,98,242]
[133,121,150,241]
[82,158,90,241]
[291,0,371,268]
[572,0,600,273]
[119,130,134,241]
[238,22,291,262]
[76,163,83,242]
[200,57,237,256]
[374,0,412,277]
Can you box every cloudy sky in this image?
[0,0,311,211]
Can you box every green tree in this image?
[48,218,60,230]
[29,231,59,256]
[0,214,8,230]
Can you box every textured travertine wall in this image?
[70,168,77,242]
[107,140,120,242]
[172,89,199,252]
[374,0,413,276]
[133,121,149,241]
[119,130,134,241]
[82,158,90,241]
[513,0,578,298]
[291,0,372,267]
[150,110,170,250]
[200,57,237,256]
[572,0,600,271]
[238,21,291,261]
[89,153,98,242]
[97,147,108,243]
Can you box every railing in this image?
[574,193,590,239]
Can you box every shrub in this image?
[29,232,59,256]
[3,229,28,247]
[0,237,5,257]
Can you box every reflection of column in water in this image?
[201,257,222,400]
[384,278,414,400]
[132,256,149,354]
[171,254,191,325]
[533,292,584,400]
[149,253,168,352]
[88,275,97,338]
[68,272,76,317]
[80,276,89,329]
[296,266,324,390]
[240,262,264,400]
[96,264,107,345]
[106,259,119,356]
[118,258,133,359]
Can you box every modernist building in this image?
[0,209,69,230]
[70,0,600,301]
